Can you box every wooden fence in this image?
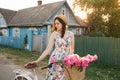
[1,35,120,66]
[0,36,24,49]
[75,37,120,66]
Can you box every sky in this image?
[0,0,74,10]
[0,0,87,19]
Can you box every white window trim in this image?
[13,28,20,37]
[2,29,8,36]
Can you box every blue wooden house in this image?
[0,8,16,36]
[0,0,89,52]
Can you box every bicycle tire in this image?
[14,74,32,80]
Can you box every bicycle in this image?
[13,68,38,80]
[13,62,85,80]
[13,63,49,80]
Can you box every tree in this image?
[73,0,120,37]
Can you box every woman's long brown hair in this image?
[53,17,67,38]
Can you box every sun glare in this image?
[74,7,87,20]
[75,11,87,19]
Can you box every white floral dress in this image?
[45,31,72,80]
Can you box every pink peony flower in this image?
[81,58,89,69]
[65,60,73,68]
[63,55,73,68]
[73,54,81,66]
[86,54,94,62]
[93,55,98,61]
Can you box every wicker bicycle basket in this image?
[63,65,86,80]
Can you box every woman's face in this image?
[54,19,62,32]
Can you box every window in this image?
[61,8,66,15]
[2,29,7,36]
[13,28,19,37]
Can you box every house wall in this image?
[8,27,27,38]
[8,27,47,37]
[7,26,48,51]
[8,28,14,37]
[28,26,48,52]
[20,28,28,38]
[0,26,48,51]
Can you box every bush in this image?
[0,32,3,36]
[89,31,105,37]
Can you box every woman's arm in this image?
[35,32,55,63]
[70,31,75,54]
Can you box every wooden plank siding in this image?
[0,36,24,49]
[75,37,120,66]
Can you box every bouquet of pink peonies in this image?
[63,54,98,80]
[63,54,98,70]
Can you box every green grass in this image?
[0,45,48,66]
[0,45,120,80]
[84,62,120,80]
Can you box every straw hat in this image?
[55,14,68,25]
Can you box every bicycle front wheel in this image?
[14,75,32,80]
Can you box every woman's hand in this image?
[24,61,38,69]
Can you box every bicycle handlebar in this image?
[41,63,53,70]
[25,62,53,70]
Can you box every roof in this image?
[75,16,89,27]
[8,1,65,26]
[0,8,16,24]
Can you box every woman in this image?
[25,14,75,80]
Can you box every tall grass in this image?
[0,45,120,80]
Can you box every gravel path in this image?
[0,54,46,80]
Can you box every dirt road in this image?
[0,54,46,80]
